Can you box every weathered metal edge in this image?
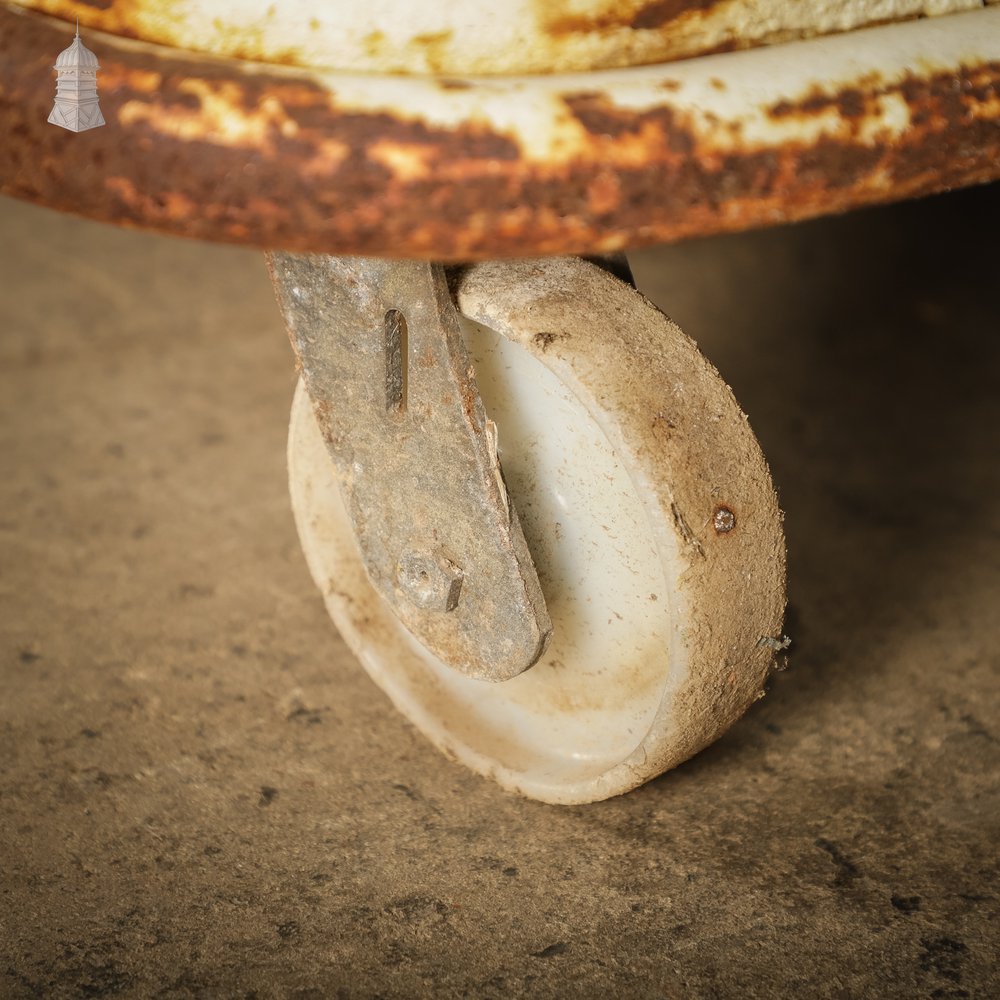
[2,3,999,259]
[9,0,993,75]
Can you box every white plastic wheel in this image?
[288,257,785,804]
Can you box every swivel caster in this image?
[270,253,785,804]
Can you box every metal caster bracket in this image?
[267,253,551,682]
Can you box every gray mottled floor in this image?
[1,184,998,999]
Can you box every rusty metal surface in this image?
[1,4,999,260]
[10,0,990,74]
[267,252,551,681]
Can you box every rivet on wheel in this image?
[713,506,736,533]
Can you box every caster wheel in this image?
[288,257,785,804]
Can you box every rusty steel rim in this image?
[2,3,999,259]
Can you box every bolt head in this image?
[396,551,464,612]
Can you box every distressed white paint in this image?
[16,0,995,74]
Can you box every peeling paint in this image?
[11,0,995,73]
[2,5,999,259]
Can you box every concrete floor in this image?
[1,184,998,999]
